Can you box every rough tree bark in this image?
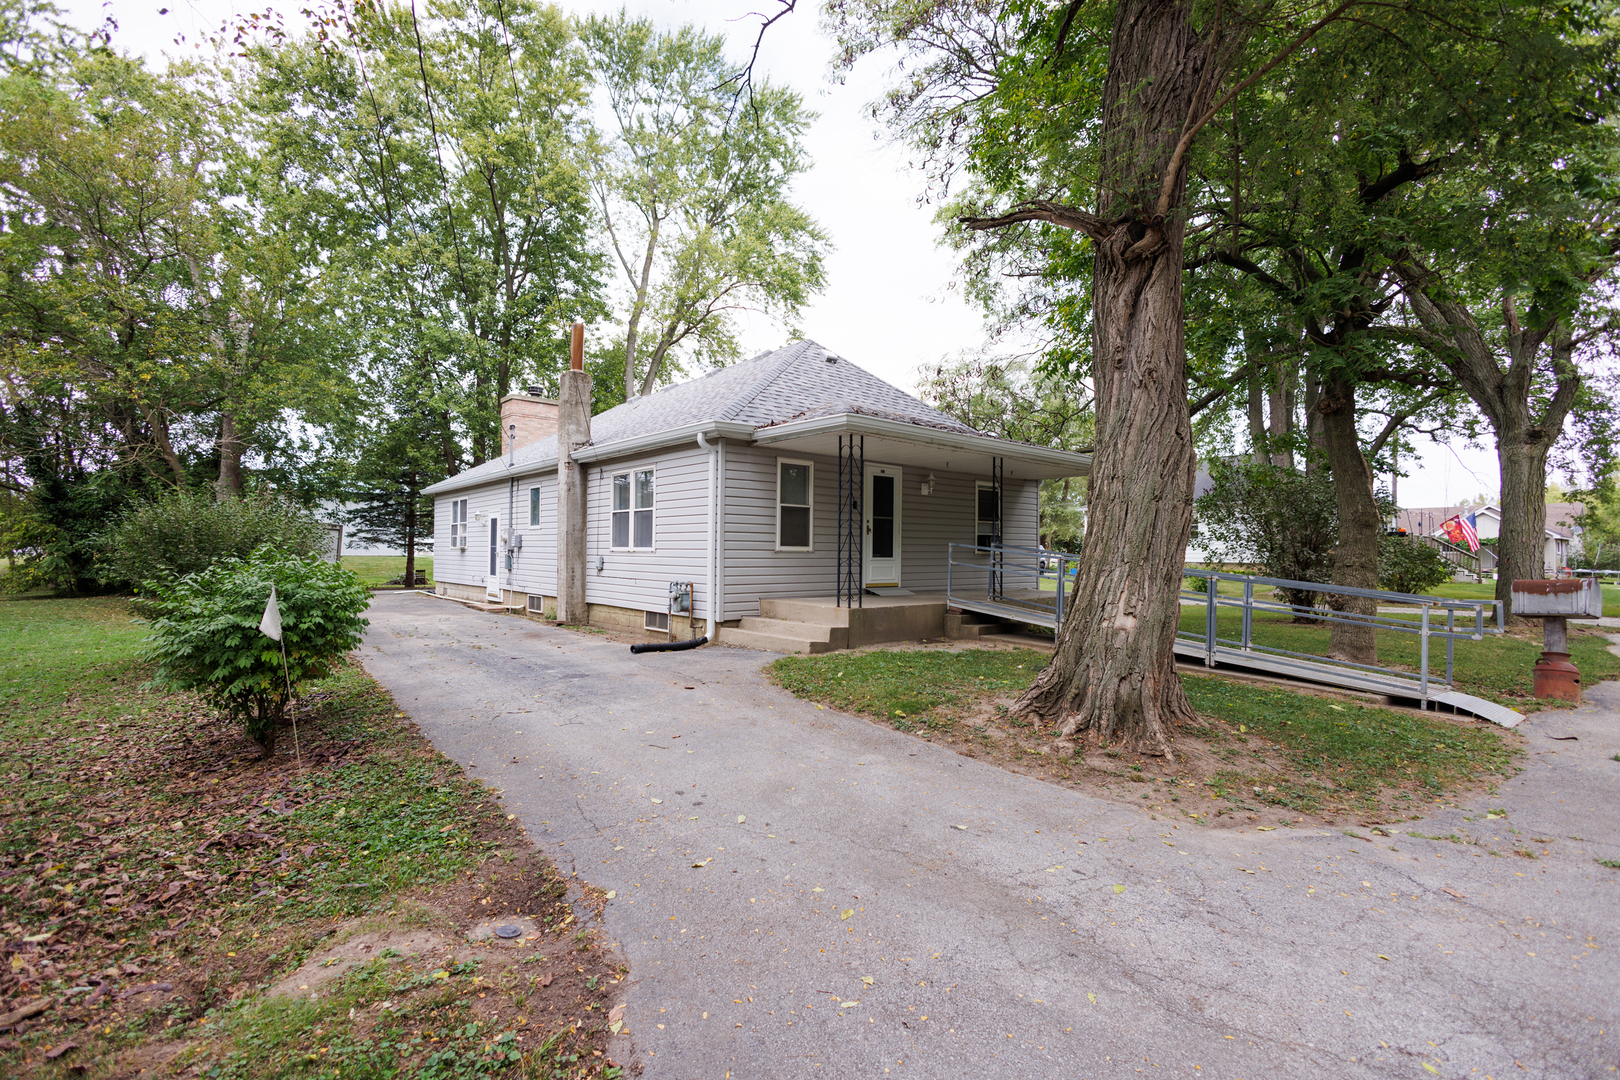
[216,411,244,498]
[1317,377,1380,662]
[966,0,1225,756]
[1396,264,1583,620]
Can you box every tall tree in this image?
[579,12,829,400]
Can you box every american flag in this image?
[1441,513,1480,553]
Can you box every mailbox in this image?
[1510,578,1602,620]
[1511,578,1599,704]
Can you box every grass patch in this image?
[768,648,1047,731]
[1176,606,1619,706]
[1422,580,1620,618]
[770,645,1519,823]
[342,556,434,589]
[0,597,622,1078]
[1182,675,1517,816]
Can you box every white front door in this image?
[486,517,502,599]
[863,464,902,587]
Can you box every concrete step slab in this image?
[739,617,848,649]
[719,626,832,655]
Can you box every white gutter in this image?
[751,412,1092,477]
[695,431,721,636]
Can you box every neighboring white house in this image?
[1393,503,1584,575]
[422,340,1091,640]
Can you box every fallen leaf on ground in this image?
[840,909,854,920]
[605,891,616,899]
[692,859,710,868]
[1442,888,1465,900]
[1086,992,1097,1004]
[1256,826,1276,832]
[1112,884,1126,894]
[44,1041,77,1060]
[841,1001,859,1008]
[952,824,967,830]
[737,816,746,824]
[608,1004,625,1024]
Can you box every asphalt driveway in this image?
[359,591,1620,1079]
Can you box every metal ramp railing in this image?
[946,544,1515,720]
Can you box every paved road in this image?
[360,592,1620,1079]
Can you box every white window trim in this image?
[975,481,1002,548]
[529,486,541,528]
[610,467,657,552]
[775,457,814,552]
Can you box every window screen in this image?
[633,469,654,549]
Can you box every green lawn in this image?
[0,596,615,1078]
[768,648,1517,817]
[340,554,433,588]
[1422,579,1620,617]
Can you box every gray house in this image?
[422,339,1090,652]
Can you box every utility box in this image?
[1511,579,1600,704]
[1510,578,1602,619]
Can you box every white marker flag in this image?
[259,585,283,642]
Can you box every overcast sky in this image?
[63,0,1505,509]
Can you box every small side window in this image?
[530,487,540,527]
[777,459,812,550]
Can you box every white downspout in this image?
[696,431,719,638]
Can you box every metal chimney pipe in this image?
[570,323,584,372]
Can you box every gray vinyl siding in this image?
[433,443,1041,619]
[584,446,712,618]
[433,474,558,593]
[718,444,1039,620]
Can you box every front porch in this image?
[716,593,1016,654]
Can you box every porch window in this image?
[776,459,813,550]
[530,486,540,527]
[976,482,1001,549]
[612,468,655,550]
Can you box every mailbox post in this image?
[1510,578,1603,703]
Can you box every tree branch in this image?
[960,200,1112,243]
[1154,0,1361,220]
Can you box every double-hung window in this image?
[450,498,469,547]
[776,459,813,550]
[612,468,655,549]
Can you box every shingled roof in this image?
[425,340,982,494]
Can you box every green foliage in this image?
[1195,459,1396,609]
[579,11,829,398]
[1376,535,1455,596]
[141,550,369,754]
[98,488,332,590]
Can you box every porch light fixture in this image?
[921,474,936,496]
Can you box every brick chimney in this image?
[500,391,560,451]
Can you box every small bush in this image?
[141,549,370,756]
[1377,534,1455,595]
[97,488,332,590]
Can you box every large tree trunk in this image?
[1318,376,1380,663]
[1497,434,1549,599]
[1011,0,1215,757]
[216,411,244,498]
[403,473,418,588]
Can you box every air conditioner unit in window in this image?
[457,536,468,549]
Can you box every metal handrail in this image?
[945,544,1505,709]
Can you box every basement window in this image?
[612,468,655,550]
[776,459,813,550]
[644,609,670,632]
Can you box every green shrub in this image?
[141,549,370,756]
[1377,534,1456,595]
[97,488,332,590]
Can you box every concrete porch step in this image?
[738,616,849,649]
[719,625,835,655]
[945,611,1010,640]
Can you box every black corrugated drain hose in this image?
[629,636,709,654]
